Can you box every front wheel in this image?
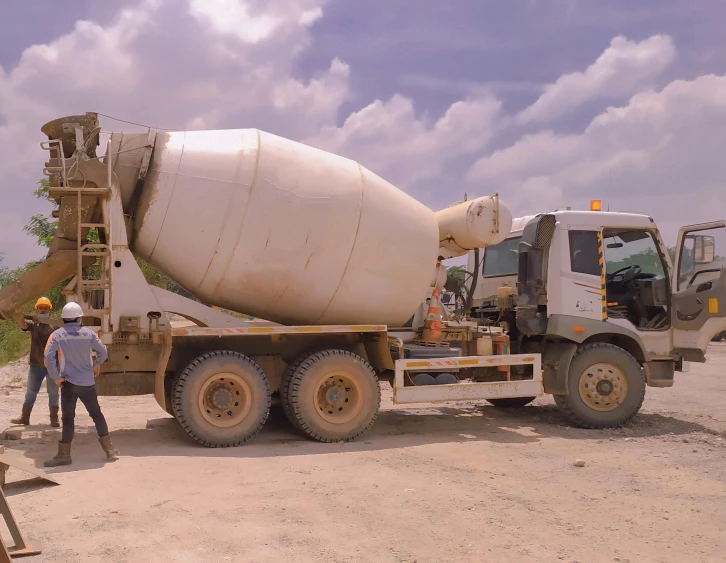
[553,343,645,429]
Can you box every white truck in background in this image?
[466,213,536,313]
[1,114,725,447]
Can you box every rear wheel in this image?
[288,350,381,443]
[486,397,536,408]
[553,343,645,429]
[280,351,319,431]
[173,351,271,447]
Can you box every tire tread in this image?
[554,342,645,429]
[172,350,271,447]
[288,349,381,443]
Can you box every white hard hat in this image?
[61,302,84,319]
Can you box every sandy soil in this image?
[0,346,724,563]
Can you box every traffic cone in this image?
[422,289,443,342]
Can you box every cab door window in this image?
[568,230,601,276]
[603,229,669,330]
[677,227,726,290]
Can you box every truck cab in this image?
[467,205,726,428]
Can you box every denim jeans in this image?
[23,364,60,409]
[60,382,109,443]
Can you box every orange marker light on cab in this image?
[590,199,602,211]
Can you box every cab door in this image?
[671,221,726,360]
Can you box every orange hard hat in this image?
[35,297,52,309]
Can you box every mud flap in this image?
[542,342,578,395]
[643,360,675,388]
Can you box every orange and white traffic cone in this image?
[422,289,443,342]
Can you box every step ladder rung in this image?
[80,243,110,249]
[48,187,111,196]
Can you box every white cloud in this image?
[517,34,676,125]
[306,33,684,211]
[299,7,323,27]
[468,74,726,242]
[0,4,722,276]
[307,94,502,194]
[0,0,345,267]
[188,0,324,44]
[189,0,282,44]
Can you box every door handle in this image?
[696,282,713,293]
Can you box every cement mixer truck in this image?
[2,113,725,448]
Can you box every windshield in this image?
[603,230,665,277]
[482,236,521,277]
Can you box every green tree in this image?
[23,179,57,248]
[446,265,467,283]
[444,264,471,297]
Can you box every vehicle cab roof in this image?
[552,210,656,231]
[508,210,656,236]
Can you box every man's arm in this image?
[44,332,62,381]
[15,310,30,331]
[91,332,108,365]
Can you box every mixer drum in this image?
[130,129,440,326]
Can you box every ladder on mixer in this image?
[41,136,113,331]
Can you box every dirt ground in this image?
[0,346,724,563]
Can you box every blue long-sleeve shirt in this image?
[44,322,108,386]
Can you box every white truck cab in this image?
[466,204,726,428]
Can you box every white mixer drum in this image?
[132,129,440,326]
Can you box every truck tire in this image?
[486,397,536,408]
[288,349,381,443]
[279,351,320,431]
[173,351,271,447]
[413,373,436,386]
[553,343,645,429]
[435,373,458,385]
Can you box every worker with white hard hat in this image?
[10,297,60,427]
[43,301,119,467]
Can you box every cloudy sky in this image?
[1,0,725,268]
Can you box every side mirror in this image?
[693,235,715,264]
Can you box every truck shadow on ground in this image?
[3,402,722,488]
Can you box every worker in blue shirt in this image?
[43,302,119,467]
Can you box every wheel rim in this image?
[578,362,629,412]
[198,372,252,428]
[313,370,363,425]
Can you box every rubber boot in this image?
[10,406,32,426]
[44,441,72,467]
[99,434,120,461]
[49,407,60,428]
